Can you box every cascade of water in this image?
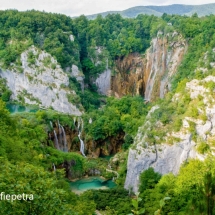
[49,121,53,129]
[53,130,60,150]
[77,118,86,157]
[73,117,76,127]
[57,120,63,150]
[60,125,68,152]
[53,163,56,171]
[89,118,92,124]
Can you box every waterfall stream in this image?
[57,120,63,150]
[77,118,86,157]
[60,125,68,152]
[53,130,60,150]
[50,121,53,129]
[52,163,56,171]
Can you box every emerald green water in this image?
[6,104,38,113]
[100,155,113,160]
[70,177,116,193]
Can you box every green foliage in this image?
[129,192,145,215]
[139,168,161,193]
[0,10,80,68]
[122,134,134,150]
[196,141,210,154]
[81,187,132,214]
[83,96,148,141]
[0,161,95,215]
[154,197,171,215]
[137,158,215,215]
[0,78,12,101]
[171,14,215,90]
[0,99,96,214]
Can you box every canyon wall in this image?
[0,46,82,115]
[125,75,215,192]
[97,32,187,101]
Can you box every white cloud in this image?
[1,0,215,16]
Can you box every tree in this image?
[139,168,161,193]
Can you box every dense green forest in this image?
[0,9,215,215]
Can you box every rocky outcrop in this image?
[70,65,84,91]
[110,32,187,100]
[125,75,215,192]
[85,132,125,158]
[95,69,111,95]
[144,32,187,101]
[49,119,124,158]
[0,46,82,115]
[124,133,199,192]
[111,53,145,98]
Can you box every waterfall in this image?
[57,120,63,150]
[52,163,56,171]
[53,130,60,150]
[77,118,86,157]
[73,117,76,127]
[49,121,53,129]
[60,125,68,152]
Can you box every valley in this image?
[0,8,215,215]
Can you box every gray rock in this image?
[124,134,198,193]
[70,65,84,91]
[0,46,82,115]
[95,69,111,95]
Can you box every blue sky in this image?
[1,0,215,16]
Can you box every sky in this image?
[1,0,215,17]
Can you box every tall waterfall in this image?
[60,125,68,152]
[50,121,53,129]
[57,120,63,150]
[77,118,86,157]
[52,163,56,171]
[53,130,60,150]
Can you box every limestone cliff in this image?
[99,32,187,100]
[0,46,82,115]
[125,74,215,192]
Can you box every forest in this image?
[0,9,215,215]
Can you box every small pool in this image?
[6,104,38,114]
[70,177,116,193]
[100,155,114,161]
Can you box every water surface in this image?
[6,104,38,113]
[70,177,116,193]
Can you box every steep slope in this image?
[0,46,82,115]
[125,52,215,192]
[97,31,187,101]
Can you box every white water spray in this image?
[53,130,60,150]
[77,118,86,157]
[60,125,68,152]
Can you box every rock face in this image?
[0,46,82,115]
[111,53,145,98]
[50,118,124,158]
[95,69,111,95]
[144,32,187,101]
[109,32,187,100]
[125,75,215,192]
[124,134,198,192]
[70,65,84,91]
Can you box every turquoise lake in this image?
[6,104,38,113]
[70,177,116,193]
